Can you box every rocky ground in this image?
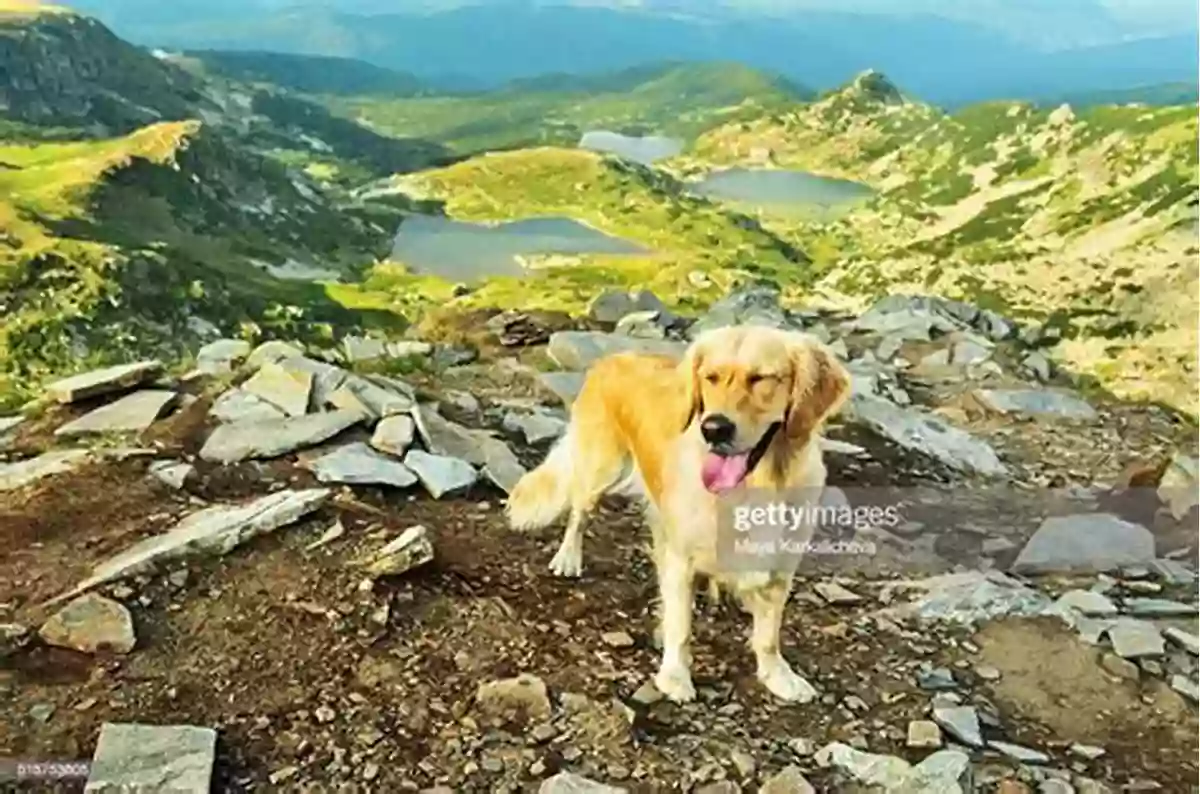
[1,286,1197,793]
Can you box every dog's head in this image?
[678,325,851,494]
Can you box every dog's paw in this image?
[548,546,583,578]
[758,662,817,704]
[653,665,696,704]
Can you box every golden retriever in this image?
[506,324,851,703]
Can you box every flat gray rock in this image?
[84,723,215,793]
[405,450,477,499]
[1170,675,1198,703]
[907,720,942,748]
[687,285,798,337]
[358,525,434,578]
[1056,589,1118,617]
[45,360,162,404]
[814,742,969,793]
[588,289,665,324]
[547,331,684,371]
[1149,559,1196,586]
[539,771,628,794]
[474,434,527,494]
[1022,352,1053,382]
[885,571,1055,625]
[850,307,952,341]
[148,460,195,490]
[411,404,487,464]
[370,414,416,456]
[343,335,386,362]
[974,388,1097,421]
[1157,453,1199,520]
[538,372,585,406]
[330,374,414,418]
[846,394,1006,476]
[932,705,983,747]
[54,390,178,438]
[1013,514,1155,573]
[815,582,862,605]
[195,339,251,375]
[54,489,331,603]
[209,389,286,424]
[277,356,348,409]
[304,442,418,488]
[1106,619,1165,659]
[759,766,815,794]
[0,449,91,492]
[614,309,680,339]
[245,340,303,369]
[813,742,912,790]
[0,414,24,439]
[503,410,566,445]
[1163,627,1200,656]
[200,410,362,464]
[989,740,1049,764]
[1123,598,1196,618]
[39,593,136,655]
[242,360,313,417]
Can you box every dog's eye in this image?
[747,374,765,386]
[704,373,719,384]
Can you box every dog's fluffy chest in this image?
[652,435,828,579]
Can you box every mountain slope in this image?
[0,4,453,181]
[324,62,808,155]
[1043,82,1200,109]
[0,4,214,134]
[69,2,1199,105]
[685,72,1199,411]
[0,119,407,408]
[180,49,433,98]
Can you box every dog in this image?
[506,324,851,704]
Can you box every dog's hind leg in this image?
[746,577,817,704]
[548,419,627,578]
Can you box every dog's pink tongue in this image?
[701,452,750,494]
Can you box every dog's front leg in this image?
[653,548,697,703]
[749,580,817,704]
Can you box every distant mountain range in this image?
[68,0,1199,106]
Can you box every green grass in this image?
[322,63,806,156]
[0,120,407,409]
[371,147,809,312]
[683,72,1199,413]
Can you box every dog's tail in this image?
[506,426,576,532]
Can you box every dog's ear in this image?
[784,334,851,445]
[677,343,704,432]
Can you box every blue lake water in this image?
[391,214,647,281]
[578,130,684,164]
[689,167,875,214]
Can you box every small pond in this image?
[391,214,647,281]
[578,130,684,165]
[688,167,874,216]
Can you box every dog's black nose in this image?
[700,414,736,445]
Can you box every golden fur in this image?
[506,324,851,703]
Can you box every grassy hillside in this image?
[363,147,807,312]
[1044,82,1200,109]
[323,62,809,156]
[181,49,431,97]
[0,120,405,409]
[0,5,451,186]
[0,4,214,134]
[683,71,1199,412]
